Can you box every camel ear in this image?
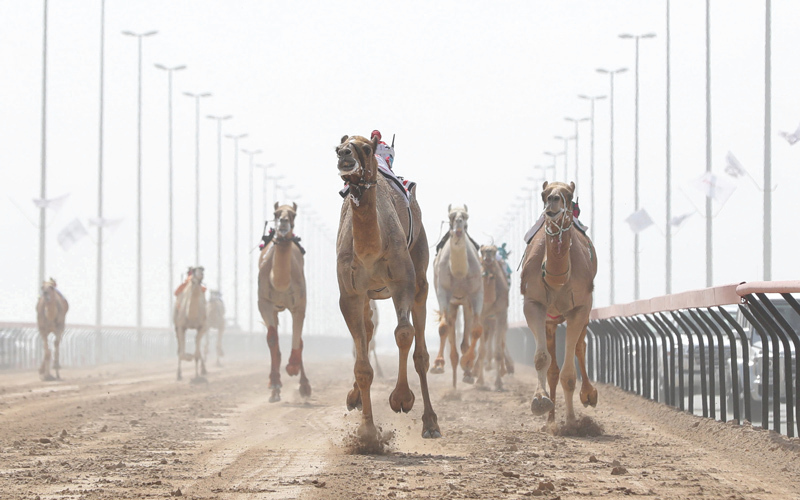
[274,201,280,211]
[371,135,379,152]
[541,181,549,203]
[464,204,468,213]
[292,202,297,213]
[340,135,349,144]
[569,181,575,193]
[447,204,452,213]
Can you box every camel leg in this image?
[288,308,311,398]
[370,338,383,378]
[446,305,459,388]
[340,293,377,441]
[366,305,383,378]
[53,329,63,380]
[545,321,560,422]
[504,343,516,375]
[388,282,416,414]
[430,311,448,374]
[194,327,208,380]
[524,299,553,416]
[475,316,494,387]
[460,298,483,383]
[494,312,509,391]
[576,324,598,408]
[216,325,224,367]
[561,314,588,423]
[258,298,281,402]
[39,331,54,381]
[410,277,441,439]
[175,326,184,381]
[286,308,306,377]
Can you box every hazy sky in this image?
[2,1,799,336]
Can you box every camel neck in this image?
[543,218,572,288]
[350,186,382,265]
[270,238,294,292]
[449,233,469,278]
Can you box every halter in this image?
[543,191,573,244]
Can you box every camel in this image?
[520,181,598,423]
[353,300,384,378]
[36,278,69,381]
[257,202,310,403]
[431,205,484,388]
[335,134,440,442]
[474,244,510,391]
[173,266,209,382]
[205,290,225,366]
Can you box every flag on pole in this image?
[670,211,694,227]
[724,152,746,178]
[88,217,123,230]
[625,209,654,234]
[32,193,69,211]
[691,172,736,204]
[57,218,88,250]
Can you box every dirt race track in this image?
[1,354,800,500]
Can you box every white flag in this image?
[88,217,123,229]
[670,212,694,227]
[32,193,69,211]
[724,152,747,178]
[625,209,654,234]
[691,172,736,204]
[58,218,88,250]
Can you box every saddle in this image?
[259,228,306,255]
[435,231,480,256]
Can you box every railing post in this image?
[739,302,775,430]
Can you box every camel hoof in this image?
[389,388,415,413]
[581,387,599,408]
[531,395,555,416]
[42,374,56,382]
[462,373,475,385]
[190,376,208,385]
[269,390,281,403]
[181,354,194,362]
[299,380,312,398]
[495,380,504,392]
[422,428,442,439]
[200,366,207,376]
[346,389,362,411]
[429,358,445,374]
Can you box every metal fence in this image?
[505,281,800,438]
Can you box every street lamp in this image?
[619,32,656,300]
[544,151,565,180]
[553,135,575,180]
[206,114,231,292]
[183,91,212,266]
[242,148,262,334]
[155,63,186,324]
[596,66,628,305]
[224,132,247,329]
[122,28,158,330]
[578,94,607,242]
[254,163,277,221]
[564,117,589,186]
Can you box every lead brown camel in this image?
[335,134,440,443]
[520,181,598,423]
[257,202,310,403]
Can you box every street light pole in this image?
[242,148,262,334]
[254,164,277,221]
[38,0,49,291]
[564,117,589,186]
[155,63,186,324]
[544,151,564,181]
[206,114,232,292]
[666,0,673,294]
[122,28,158,330]
[578,94,607,242]
[620,32,656,300]
[224,132,247,329]
[764,0,772,281]
[96,0,105,326]
[553,135,575,180]
[597,67,628,305]
[183,91,212,266]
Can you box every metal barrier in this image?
[505,282,799,438]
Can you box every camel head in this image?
[273,202,297,237]
[336,135,378,193]
[479,244,498,269]
[41,279,57,302]
[541,181,575,221]
[447,204,469,240]
[191,266,205,284]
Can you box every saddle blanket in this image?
[524,214,589,244]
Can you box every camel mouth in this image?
[454,229,464,238]
[545,210,561,219]
[337,159,360,176]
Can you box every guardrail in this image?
[0,323,353,373]
[587,281,799,438]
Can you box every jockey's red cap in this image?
[371,130,381,141]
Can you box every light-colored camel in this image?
[204,290,225,366]
[258,202,310,403]
[520,181,598,423]
[474,245,510,391]
[335,134,440,442]
[431,205,484,388]
[36,278,69,381]
[173,266,208,382]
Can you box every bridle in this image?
[543,191,573,244]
